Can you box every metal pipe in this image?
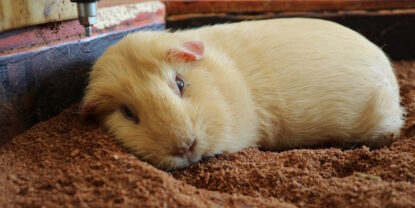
[70,0,99,37]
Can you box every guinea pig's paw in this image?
[368,132,400,149]
[168,40,204,62]
[357,130,400,150]
[79,100,99,122]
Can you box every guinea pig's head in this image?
[81,32,232,169]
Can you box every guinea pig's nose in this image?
[171,138,197,157]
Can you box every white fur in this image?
[82,18,404,169]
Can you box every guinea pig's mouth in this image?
[165,139,201,169]
[170,151,201,169]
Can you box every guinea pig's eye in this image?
[175,75,185,95]
[120,106,139,124]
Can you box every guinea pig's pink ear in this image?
[168,40,204,62]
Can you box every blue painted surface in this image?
[0,23,164,143]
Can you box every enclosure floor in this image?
[1,61,414,207]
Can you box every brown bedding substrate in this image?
[1,61,414,208]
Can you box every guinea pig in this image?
[81,18,404,170]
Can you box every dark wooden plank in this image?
[165,0,415,15]
[166,9,415,60]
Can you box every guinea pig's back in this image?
[180,18,404,149]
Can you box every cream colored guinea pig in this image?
[81,18,404,169]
